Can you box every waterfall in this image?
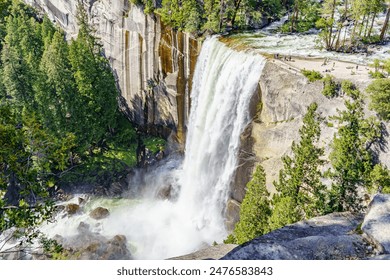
[176,36,266,241]
[34,37,266,260]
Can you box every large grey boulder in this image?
[362,194,390,253]
[222,212,371,260]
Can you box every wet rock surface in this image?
[53,223,132,260]
[89,207,110,220]
[65,203,80,215]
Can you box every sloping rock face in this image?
[221,212,373,260]
[362,194,390,254]
[169,244,238,260]
[25,0,200,142]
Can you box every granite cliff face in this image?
[25,0,200,143]
[233,59,390,196]
[228,58,390,228]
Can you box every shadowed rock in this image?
[362,194,390,253]
[221,212,371,260]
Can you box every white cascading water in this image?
[175,36,266,240]
[32,36,266,259]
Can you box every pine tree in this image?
[36,30,77,137]
[0,101,75,239]
[1,3,43,110]
[203,0,222,32]
[367,78,390,121]
[273,103,326,222]
[233,165,271,244]
[268,195,300,230]
[328,84,382,212]
[68,1,118,147]
[370,164,390,194]
[0,0,11,52]
[182,0,202,32]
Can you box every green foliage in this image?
[273,103,327,221]
[268,195,300,230]
[341,80,355,94]
[40,236,64,255]
[328,87,382,212]
[232,165,271,244]
[1,2,43,109]
[322,74,338,98]
[130,0,155,14]
[369,71,385,79]
[282,0,320,33]
[0,104,75,241]
[0,0,12,52]
[0,1,163,253]
[383,58,390,75]
[68,2,118,148]
[36,30,77,137]
[370,164,390,194]
[156,0,283,33]
[301,69,323,82]
[203,0,222,32]
[367,56,386,77]
[316,0,387,51]
[143,136,166,154]
[367,78,390,120]
[223,233,237,244]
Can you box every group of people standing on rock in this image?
[274,53,292,61]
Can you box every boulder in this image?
[221,212,371,260]
[78,197,86,206]
[108,182,125,197]
[156,185,173,200]
[156,150,164,161]
[89,207,110,220]
[65,203,80,215]
[362,194,390,253]
[65,233,131,260]
[77,222,90,234]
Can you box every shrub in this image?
[367,78,390,120]
[322,75,338,98]
[301,69,323,82]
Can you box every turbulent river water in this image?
[37,37,266,259]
